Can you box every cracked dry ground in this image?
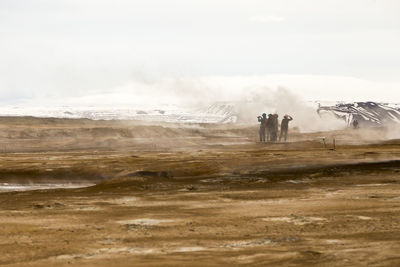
[0,143,400,266]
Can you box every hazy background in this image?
[1,0,400,106]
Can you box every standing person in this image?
[266,114,273,141]
[352,119,359,129]
[257,113,267,142]
[279,115,293,142]
[271,114,279,142]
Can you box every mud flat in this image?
[0,117,399,266]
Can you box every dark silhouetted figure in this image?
[352,119,359,129]
[266,114,273,141]
[257,113,267,142]
[279,115,293,142]
[270,114,279,142]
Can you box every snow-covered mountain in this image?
[200,102,237,123]
[0,105,236,124]
[202,101,400,127]
[0,101,399,127]
[317,102,400,126]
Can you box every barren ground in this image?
[0,117,399,266]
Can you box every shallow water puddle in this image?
[118,218,174,226]
[54,246,207,260]
[346,215,373,220]
[222,238,272,248]
[285,180,309,184]
[55,247,159,260]
[74,206,102,211]
[262,216,326,225]
[354,184,389,187]
[173,247,206,252]
[54,239,275,261]
[0,183,94,192]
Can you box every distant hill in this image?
[317,102,400,126]
[202,101,400,127]
[1,101,399,127]
[200,102,237,123]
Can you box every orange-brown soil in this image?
[0,117,399,266]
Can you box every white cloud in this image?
[248,15,285,23]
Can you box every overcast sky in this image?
[1,0,400,106]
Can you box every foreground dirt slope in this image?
[0,117,399,266]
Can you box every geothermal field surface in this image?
[0,117,399,266]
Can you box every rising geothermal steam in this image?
[230,87,346,132]
[22,76,348,133]
[385,123,400,140]
[119,76,348,132]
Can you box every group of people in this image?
[257,113,293,143]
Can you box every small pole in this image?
[322,137,326,149]
[333,138,336,150]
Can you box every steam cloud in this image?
[231,87,346,132]
[15,75,350,133]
